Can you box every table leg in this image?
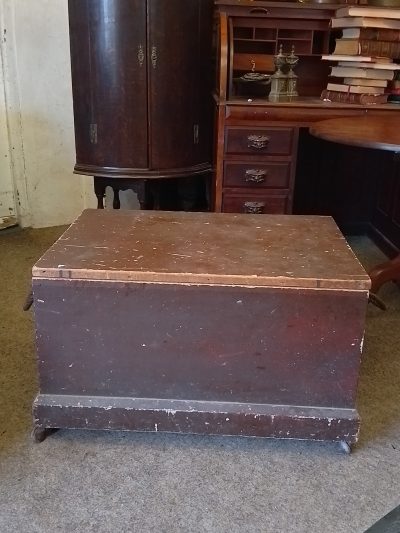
[369,254,400,294]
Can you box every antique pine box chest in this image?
[32,209,370,449]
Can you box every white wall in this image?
[1,0,95,228]
[0,40,17,228]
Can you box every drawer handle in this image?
[245,169,267,183]
[249,8,269,14]
[247,135,270,150]
[244,201,265,214]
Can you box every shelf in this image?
[234,38,278,43]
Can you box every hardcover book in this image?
[330,66,395,80]
[333,39,400,58]
[321,89,389,104]
[332,17,400,30]
[326,82,385,94]
[342,77,388,87]
[335,6,400,20]
[342,27,400,42]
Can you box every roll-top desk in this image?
[213,1,400,254]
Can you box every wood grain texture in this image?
[310,116,400,153]
[32,210,370,290]
[68,0,213,178]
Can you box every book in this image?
[331,17,400,30]
[342,77,388,87]
[333,39,361,55]
[322,54,375,62]
[320,89,389,104]
[326,82,385,94]
[335,7,400,20]
[338,61,400,70]
[342,27,400,42]
[360,40,400,58]
[333,38,400,58]
[331,66,395,79]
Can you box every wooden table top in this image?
[33,210,370,290]
[309,116,400,152]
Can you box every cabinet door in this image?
[147,0,212,170]
[69,0,148,171]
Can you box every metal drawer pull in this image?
[245,169,267,183]
[247,135,270,150]
[244,201,265,214]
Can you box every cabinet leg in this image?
[112,187,121,209]
[135,181,147,210]
[94,180,106,209]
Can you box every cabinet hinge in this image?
[193,124,199,145]
[90,123,98,144]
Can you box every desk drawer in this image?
[225,126,294,155]
[222,191,289,214]
[224,161,291,188]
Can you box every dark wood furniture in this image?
[213,1,400,256]
[68,0,213,208]
[32,209,369,451]
[310,116,400,295]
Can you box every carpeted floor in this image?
[0,224,399,533]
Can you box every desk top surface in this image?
[309,116,400,152]
[33,210,370,290]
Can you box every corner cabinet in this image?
[68,0,213,189]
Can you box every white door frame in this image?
[0,0,30,228]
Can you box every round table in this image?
[309,116,400,296]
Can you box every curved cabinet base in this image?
[75,162,212,180]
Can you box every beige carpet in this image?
[0,225,399,533]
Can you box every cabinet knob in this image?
[245,169,267,183]
[243,201,265,214]
[247,135,270,150]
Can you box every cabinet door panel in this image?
[148,0,212,170]
[69,0,148,170]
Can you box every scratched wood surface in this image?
[32,209,370,290]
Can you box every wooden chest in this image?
[32,209,370,449]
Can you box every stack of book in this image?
[321,6,400,104]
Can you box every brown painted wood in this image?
[148,0,212,170]
[68,0,148,170]
[224,161,291,188]
[310,116,400,153]
[32,210,369,446]
[310,116,400,294]
[32,209,370,290]
[225,100,398,125]
[34,396,360,444]
[212,0,400,236]
[32,280,366,407]
[68,0,213,180]
[222,190,289,214]
[225,126,294,156]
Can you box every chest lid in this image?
[32,209,370,290]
